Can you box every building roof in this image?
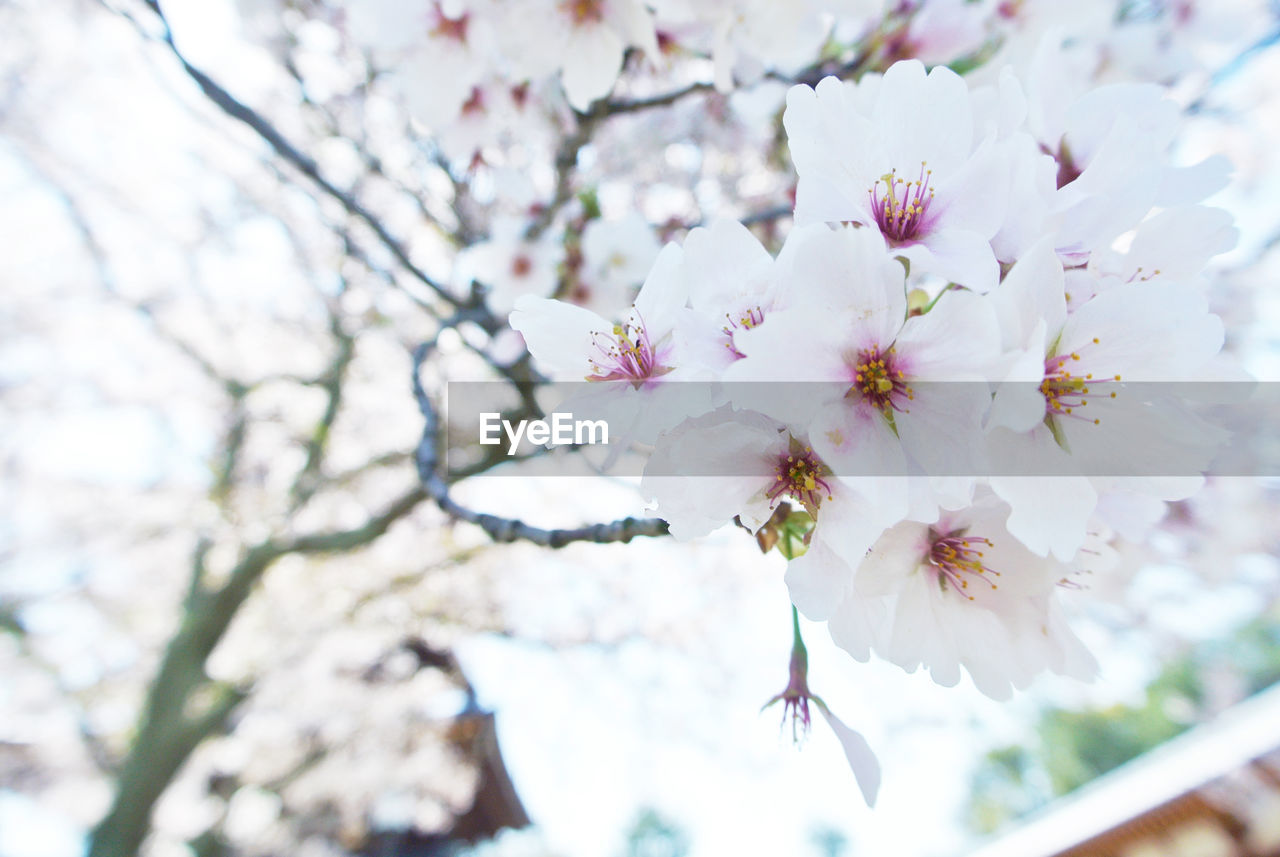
[965,683,1280,857]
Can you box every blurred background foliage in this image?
[967,603,1280,835]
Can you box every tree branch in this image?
[603,81,713,115]
[525,101,609,240]
[288,309,357,511]
[87,484,431,857]
[109,0,463,311]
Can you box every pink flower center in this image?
[461,87,486,116]
[848,346,913,414]
[561,0,604,25]
[1041,337,1119,426]
[996,0,1024,19]
[868,162,934,243]
[510,253,533,277]
[766,444,833,516]
[586,313,669,386]
[721,306,765,359]
[929,530,998,600]
[430,5,469,41]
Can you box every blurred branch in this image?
[3,608,120,777]
[1187,26,1280,113]
[604,81,714,115]
[282,53,479,249]
[525,101,609,240]
[328,448,416,486]
[288,309,356,511]
[740,203,794,227]
[210,388,248,508]
[0,140,263,398]
[285,485,429,554]
[2,141,118,293]
[87,481,431,857]
[107,0,464,313]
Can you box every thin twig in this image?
[112,0,463,310]
[603,81,713,114]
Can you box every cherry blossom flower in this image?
[986,239,1227,559]
[783,60,1011,291]
[342,0,495,127]
[823,494,1099,700]
[763,606,880,806]
[672,218,787,374]
[650,0,882,92]
[462,217,565,316]
[511,242,683,384]
[894,0,991,67]
[642,407,886,567]
[434,78,556,164]
[726,224,1001,516]
[1073,204,1239,294]
[1019,38,1232,259]
[498,0,660,111]
[573,213,662,317]
[510,241,718,446]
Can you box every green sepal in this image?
[777,510,816,561]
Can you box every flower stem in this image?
[790,604,809,685]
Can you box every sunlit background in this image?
[4,1,1280,856]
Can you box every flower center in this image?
[868,162,934,243]
[586,312,669,386]
[461,87,486,116]
[766,443,833,517]
[510,253,532,277]
[561,0,604,25]
[430,5,469,41]
[928,530,998,600]
[1041,337,1119,426]
[722,306,765,359]
[848,346,913,414]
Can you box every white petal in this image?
[929,136,1010,240]
[1156,155,1232,206]
[827,590,888,664]
[899,228,1000,293]
[873,60,972,176]
[857,522,930,597]
[683,219,774,311]
[642,410,784,539]
[990,472,1097,560]
[896,381,993,478]
[784,78,879,225]
[785,539,853,622]
[1126,205,1238,282]
[991,141,1057,263]
[781,225,904,349]
[633,241,688,338]
[1057,281,1223,379]
[895,287,1001,378]
[509,296,607,379]
[561,25,624,110]
[817,705,882,807]
[990,236,1066,350]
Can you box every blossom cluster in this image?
[510,55,1239,799]
[324,0,1261,155]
